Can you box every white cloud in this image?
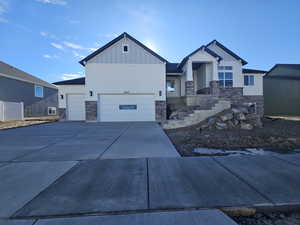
[61,73,81,80]
[40,31,48,36]
[43,54,51,58]
[0,0,8,22]
[69,20,80,24]
[36,0,67,6]
[63,41,84,50]
[72,51,84,59]
[50,42,63,50]
[43,54,59,59]
[0,17,7,23]
[0,0,8,15]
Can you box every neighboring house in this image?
[53,32,265,122]
[264,64,300,116]
[0,61,58,117]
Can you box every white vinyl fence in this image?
[0,101,24,121]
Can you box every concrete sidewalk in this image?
[8,154,300,219]
[0,210,238,225]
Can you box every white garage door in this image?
[67,94,85,121]
[99,95,155,122]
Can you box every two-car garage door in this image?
[98,95,155,122]
[66,94,155,121]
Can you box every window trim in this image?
[218,67,233,88]
[244,75,255,86]
[122,44,129,53]
[34,85,44,98]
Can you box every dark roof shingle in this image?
[0,61,57,89]
[166,63,182,73]
[243,68,267,74]
[53,77,85,85]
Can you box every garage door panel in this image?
[99,95,155,122]
[67,94,85,121]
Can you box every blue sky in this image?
[0,0,299,83]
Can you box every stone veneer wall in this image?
[58,108,66,121]
[185,81,195,96]
[155,101,166,122]
[197,81,264,117]
[85,101,97,121]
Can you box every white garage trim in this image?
[98,94,155,122]
[67,94,85,121]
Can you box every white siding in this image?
[243,73,264,96]
[89,37,163,64]
[57,85,85,108]
[207,43,238,61]
[85,63,166,102]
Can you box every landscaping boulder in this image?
[216,122,228,130]
[236,113,246,121]
[240,123,254,130]
[220,112,233,121]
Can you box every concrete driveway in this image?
[0,122,179,163]
[2,122,300,224]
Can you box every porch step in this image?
[163,100,231,129]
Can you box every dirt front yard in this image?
[0,116,58,130]
[166,117,300,156]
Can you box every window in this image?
[122,44,129,53]
[218,66,232,70]
[119,105,137,110]
[167,80,176,92]
[244,75,255,86]
[219,72,233,88]
[48,107,57,115]
[34,85,44,98]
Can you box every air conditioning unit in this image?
[48,107,57,116]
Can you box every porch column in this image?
[185,59,195,96]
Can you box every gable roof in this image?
[0,61,57,89]
[243,68,267,74]
[265,64,300,80]
[166,63,182,73]
[178,46,222,69]
[206,40,248,65]
[53,77,85,85]
[79,32,168,66]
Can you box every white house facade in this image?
[53,32,266,122]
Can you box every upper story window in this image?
[122,44,129,53]
[34,85,44,98]
[218,66,232,70]
[244,75,255,86]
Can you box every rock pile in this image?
[200,106,262,131]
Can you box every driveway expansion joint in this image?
[212,157,275,205]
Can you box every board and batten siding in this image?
[85,36,166,102]
[89,37,163,64]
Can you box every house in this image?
[0,61,58,117]
[53,32,265,123]
[264,64,300,116]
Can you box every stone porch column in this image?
[185,59,195,96]
[85,101,97,121]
